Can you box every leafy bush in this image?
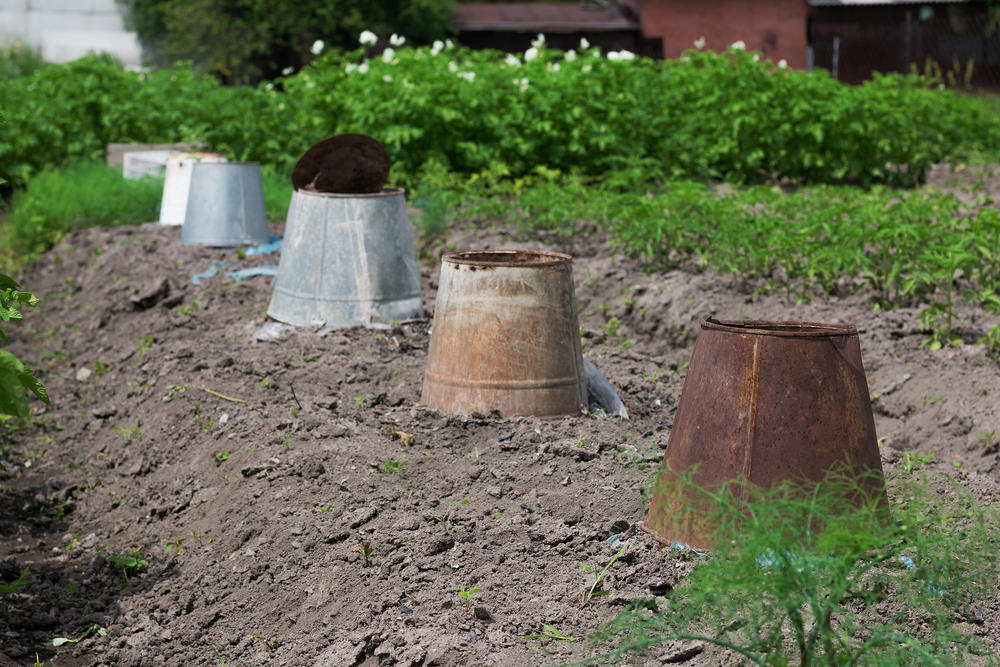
[8,162,163,261]
[592,466,1000,664]
[3,42,1000,189]
[0,41,44,81]
[0,275,49,426]
[119,0,454,83]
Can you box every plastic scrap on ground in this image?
[191,261,236,285]
[228,265,278,282]
[244,235,282,256]
[584,357,629,419]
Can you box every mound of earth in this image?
[1,210,998,665]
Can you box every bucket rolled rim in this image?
[293,187,404,198]
[442,249,572,268]
[701,315,857,337]
[190,161,260,168]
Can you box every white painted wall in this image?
[0,0,142,68]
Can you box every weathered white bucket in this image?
[267,188,424,328]
[122,150,173,180]
[180,162,270,247]
[159,152,228,226]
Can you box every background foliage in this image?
[116,0,455,83]
[3,42,1000,189]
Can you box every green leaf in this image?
[18,370,50,405]
[0,350,29,420]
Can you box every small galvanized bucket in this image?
[181,162,270,247]
[159,152,227,226]
[421,250,587,418]
[642,315,885,548]
[267,188,423,328]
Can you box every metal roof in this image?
[452,3,637,33]
[808,0,968,5]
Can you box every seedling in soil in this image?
[251,632,278,649]
[166,538,185,556]
[162,384,188,402]
[901,450,934,473]
[456,586,482,602]
[922,394,947,403]
[47,623,107,647]
[107,548,147,587]
[290,406,298,419]
[316,503,334,514]
[136,335,154,357]
[581,543,629,607]
[359,541,374,567]
[0,567,30,594]
[114,418,142,443]
[195,403,213,430]
[213,450,229,466]
[379,459,407,474]
[178,297,201,316]
[524,624,575,642]
[92,359,108,376]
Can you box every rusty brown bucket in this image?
[421,250,587,418]
[642,315,885,548]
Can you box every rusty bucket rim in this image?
[702,315,857,338]
[442,249,572,268]
[292,186,405,199]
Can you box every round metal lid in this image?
[701,315,858,337]
[292,134,390,194]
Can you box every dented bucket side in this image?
[643,316,885,548]
[421,252,586,418]
[267,189,423,328]
[181,162,270,247]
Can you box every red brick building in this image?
[626,0,808,68]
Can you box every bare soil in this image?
[1,204,999,666]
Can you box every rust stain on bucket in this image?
[421,250,587,418]
[642,315,885,548]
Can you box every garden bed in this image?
[1,208,999,665]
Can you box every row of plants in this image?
[3,39,1000,189]
[592,465,1000,664]
[415,173,1000,352]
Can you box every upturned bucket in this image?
[159,152,227,226]
[266,188,423,328]
[642,315,885,548]
[421,250,587,418]
[180,162,270,247]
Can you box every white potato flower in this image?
[694,37,705,49]
[359,31,378,46]
[431,40,444,55]
[524,47,539,61]
[358,62,369,74]
[531,33,546,48]
[505,54,521,67]
[564,49,576,62]
[389,33,405,47]
[382,47,396,63]
[778,59,788,68]
[311,40,324,55]
[730,40,746,50]
[579,37,590,49]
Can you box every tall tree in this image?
[118,0,455,84]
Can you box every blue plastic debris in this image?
[191,261,236,285]
[228,265,278,282]
[669,541,708,557]
[245,234,282,256]
[607,533,622,544]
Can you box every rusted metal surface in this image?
[291,134,390,194]
[642,315,885,548]
[421,250,587,418]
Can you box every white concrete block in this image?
[0,1,29,11]
[41,28,141,65]
[0,10,29,37]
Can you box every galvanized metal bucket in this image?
[267,188,423,328]
[421,250,587,418]
[180,162,270,247]
[159,152,227,226]
[642,315,885,548]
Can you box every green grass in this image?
[259,164,292,221]
[414,175,1000,353]
[591,465,1000,665]
[5,161,162,267]
[0,41,44,81]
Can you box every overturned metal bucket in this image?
[642,315,885,548]
[267,188,423,328]
[180,162,270,246]
[421,250,587,418]
[159,152,227,226]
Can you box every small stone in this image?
[473,606,492,621]
[560,476,570,486]
[425,536,455,556]
[486,486,502,498]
